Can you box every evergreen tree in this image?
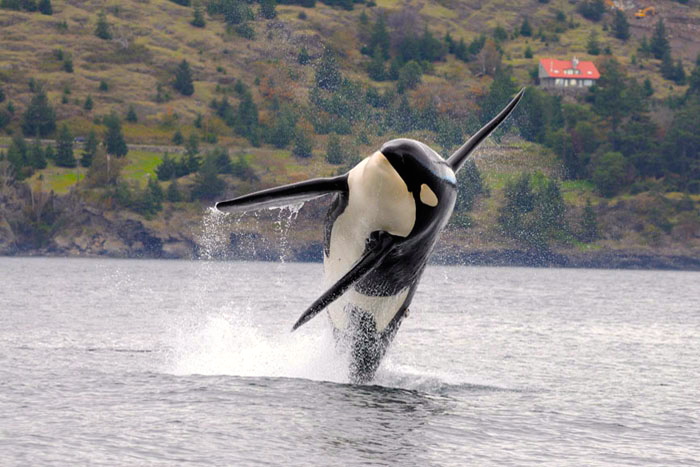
[643,78,654,96]
[454,160,488,212]
[173,60,194,96]
[0,87,5,103]
[673,59,686,85]
[612,10,629,41]
[587,30,600,55]
[638,36,651,58]
[580,198,599,242]
[298,46,310,65]
[590,59,632,132]
[29,138,47,169]
[259,0,276,19]
[191,154,225,200]
[292,129,313,158]
[147,176,164,210]
[325,135,345,164]
[184,133,200,172]
[156,153,177,181]
[592,151,627,197]
[38,0,52,15]
[81,130,98,168]
[688,55,700,96]
[22,89,56,137]
[235,92,259,142]
[172,129,184,145]
[99,80,109,92]
[577,0,605,22]
[95,11,112,40]
[267,108,296,148]
[650,19,670,59]
[520,18,532,37]
[524,45,533,59]
[315,48,342,92]
[397,60,422,93]
[191,2,206,27]
[55,124,77,168]
[210,147,233,174]
[126,105,138,122]
[84,95,94,111]
[166,179,183,202]
[104,113,128,157]
[6,134,30,179]
[367,47,386,81]
[368,15,390,59]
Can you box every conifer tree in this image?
[184,133,201,172]
[29,138,47,169]
[156,153,176,181]
[147,176,164,210]
[190,154,225,200]
[688,54,700,96]
[172,129,184,145]
[84,95,94,111]
[580,198,599,242]
[173,60,194,96]
[650,19,670,59]
[22,89,56,137]
[297,46,310,65]
[612,10,629,41]
[55,124,77,168]
[126,105,138,122]
[38,0,52,15]
[587,30,601,55]
[259,0,276,19]
[315,48,342,92]
[104,113,128,157]
[166,179,182,202]
[191,2,206,27]
[325,135,345,165]
[368,15,390,59]
[95,11,112,40]
[367,48,386,81]
[520,18,532,37]
[292,130,313,158]
[81,130,98,168]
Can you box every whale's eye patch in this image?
[419,183,438,207]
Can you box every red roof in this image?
[539,58,600,80]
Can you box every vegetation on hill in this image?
[0,0,698,262]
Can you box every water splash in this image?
[169,311,351,383]
[271,203,304,263]
[199,207,235,261]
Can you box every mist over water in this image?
[1,214,699,465]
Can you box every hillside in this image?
[0,0,699,268]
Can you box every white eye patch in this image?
[419,183,438,207]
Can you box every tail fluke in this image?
[447,88,526,174]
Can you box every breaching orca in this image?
[216,89,524,383]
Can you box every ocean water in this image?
[0,256,698,466]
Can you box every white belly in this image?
[322,152,415,333]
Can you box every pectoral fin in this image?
[215,174,348,213]
[291,232,396,331]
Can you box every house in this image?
[538,57,600,89]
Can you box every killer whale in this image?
[216,89,524,383]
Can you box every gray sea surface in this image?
[1,256,699,466]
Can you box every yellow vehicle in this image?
[635,7,656,18]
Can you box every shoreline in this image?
[3,247,699,271]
